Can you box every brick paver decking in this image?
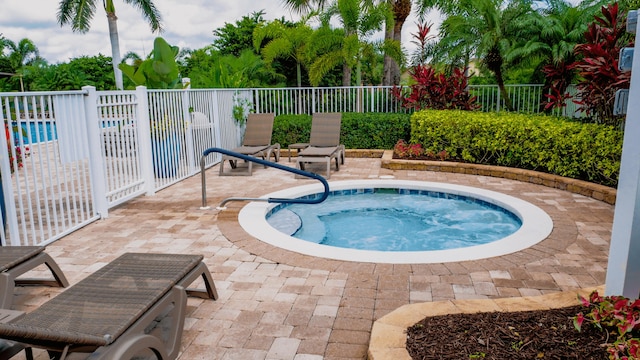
[12,157,613,360]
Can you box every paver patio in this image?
[9,157,614,360]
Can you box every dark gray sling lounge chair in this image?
[295,113,344,179]
[0,246,68,309]
[219,113,280,176]
[0,252,217,360]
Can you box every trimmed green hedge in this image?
[272,112,411,149]
[410,110,622,186]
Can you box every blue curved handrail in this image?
[200,147,330,209]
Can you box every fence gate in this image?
[97,90,147,207]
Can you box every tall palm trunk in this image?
[383,0,411,85]
[342,62,352,86]
[343,26,355,87]
[107,12,124,90]
[57,0,162,91]
[494,67,514,112]
[383,23,395,85]
[485,46,513,112]
[356,56,362,86]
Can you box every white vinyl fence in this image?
[0,86,230,246]
[1,91,99,246]
[470,84,580,116]
[0,84,579,247]
[250,85,579,116]
[253,86,405,114]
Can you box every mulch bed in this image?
[406,305,609,359]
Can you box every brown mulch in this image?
[406,305,610,359]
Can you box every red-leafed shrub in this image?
[393,139,450,161]
[571,3,631,125]
[393,139,423,158]
[542,61,574,111]
[392,66,480,111]
[574,290,640,360]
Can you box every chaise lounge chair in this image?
[219,113,280,176]
[0,246,69,309]
[0,252,217,360]
[295,113,344,179]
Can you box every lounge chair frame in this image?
[296,113,344,179]
[0,252,217,360]
[219,113,280,176]
[0,310,30,360]
[0,246,69,309]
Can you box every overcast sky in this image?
[1,0,436,64]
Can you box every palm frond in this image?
[57,0,96,33]
[123,0,163,32]
[261,38,294,63]
[309,50,343,86]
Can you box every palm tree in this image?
[121,51,143,65]
[185,47,285,88]
[282,0,332,13]
[429,0,536,111]
[0,34,9,58]
[485,0,607,110]
[253,19,314,87]
[532,0,608,90]
[382,0,411,85]
[306,24,349,86]
[3,38,42,69]
[306,0,397,86]
[422,15,476,71]
[57,0,163,90]
[283,0,421,86]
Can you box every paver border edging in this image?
[379,150,617,205]
[367,285,604,360]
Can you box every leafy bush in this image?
[272,114,312,147]
[545,3,630,126]
[272,112,411,149]
[119,37,183,89]
[393,139,450,161]
[571,3,630,126]
[542,61,574,111]
[410,110,622,186]
[340,113,411,149]
[391,66,479,111]
[574,290,640,360]
[394,139,424,158]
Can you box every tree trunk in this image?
[107,12,124,90]
[342,62,351,87]
[382,0,411,86]
[484,46,513,112]
[383,21,394,86]
[495,67,514,112]
[390,15,405,84]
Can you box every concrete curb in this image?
[368,286,604,360]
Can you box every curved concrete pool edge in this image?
[239,180,554,264]
[368,285,605,360]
